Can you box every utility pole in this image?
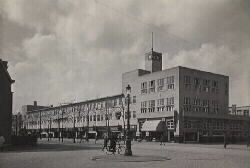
[124,84,132,156]
[86,103,89,142]
[61,109,64,143]
[15,115,18,136]
[58,108,60,142]
[50,118,52,140]
[122,99,126,144]
[47,119,50,141]
[73,106,76,143]
[106,101,110,138]
[39,111,42,139]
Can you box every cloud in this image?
[0,0,249,112]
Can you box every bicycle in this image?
[102,140,125,155]
[116,142,125,154]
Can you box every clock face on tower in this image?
[153,55,159,60]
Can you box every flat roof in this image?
[123,66,229,78]
[27,93,124,113]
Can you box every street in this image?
[0,139,249,168]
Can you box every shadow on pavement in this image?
[0,143,101,153]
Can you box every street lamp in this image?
[39,110,42,139]
[124,84,132,156]
[72,106,76,143]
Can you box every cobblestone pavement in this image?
[0,139,249,168]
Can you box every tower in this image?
[145,33,162,72]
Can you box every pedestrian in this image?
[247,136,250,148]
[95,134,98,144]
[160,134,165,146]
[224,133,228,149]
[110,135,117,154]
[224,141,227,149]
[102,135,108,151]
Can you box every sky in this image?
[0,0,249,113]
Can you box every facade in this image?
[12,112,23,136]
[21,101,48,115]
[229,105,250,117]
[23,94,138,139]
[21,48,250,143]
[122,49,249,142]
[0,59,15,143]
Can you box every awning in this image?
[88,131,97,134]
[141,120,166,132]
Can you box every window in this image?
[100,102,103,108]
[109,113,112,120]
[244,110,249,116]
[133,111,136,118]
[183,97,191,112]
[212,80,219,94]
[141,101,147,113]
[119,98,123,105]
[194,78,200,85]
[212,80,218,88]
[101,115,103,121]
[167,120,174,129]
[148,100,155,112]
[212,100,219,114]
[167,76,175,89]
[184,120,192,129]
[225,82,228,95]
[184,76,191,90]
[113,99,117,106]
[166,97,174,111]
[97,115,100,121]
[170,97,174,105]
[203,79,210,86]
[157,98,165,112]
[115,112,121,120]
[149,80,155,93]
[125,112,132,119]
[184,97,191,105]
[141,82,147,94]
[133,96,136,104]
[157,78,164,91]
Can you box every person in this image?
[247,136,250,148]
[95,134,97,144]
[224,134,228,149]
[102,135,108,151]
[110,134,117,154]
[160,134,165,146]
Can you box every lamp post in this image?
[61,109,64,143]
[57,108,60,142]
[72,106,76,143]
[124,84,132,156]
[39,111,42,139]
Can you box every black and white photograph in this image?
[0,0,249,168]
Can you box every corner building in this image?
[0,59,15,143]
[122,49,229,142]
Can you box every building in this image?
[122,48,249,142]
[23,94,138,139]
[21,101,48,115]
[0,59,15,144]
[22,48,250,143]
[229,105,250,117]
[12,112,23,136]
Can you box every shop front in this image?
[140,120,166,141]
